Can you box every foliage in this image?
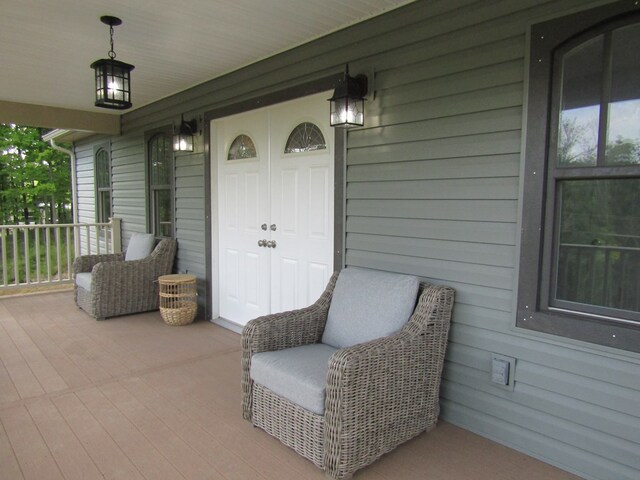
[0,124,72,225]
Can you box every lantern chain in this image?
[108,25,116,59]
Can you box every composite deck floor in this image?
[0,291,582,480]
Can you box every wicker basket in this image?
[159,274,197,326]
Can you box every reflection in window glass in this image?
[557,36,603,166]
[228,135,257,160]
[284,122,326,154]
[155,189,173,238]
[555,179,640,312]
[606,24,640,165]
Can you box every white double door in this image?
[216,92,334,326]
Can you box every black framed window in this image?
[518,1,640,352]
[146,129,174,238]
[94,144,112,223]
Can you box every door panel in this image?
[269,93,334,313]
[217,110,269,324]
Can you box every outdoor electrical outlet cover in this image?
[491,353,516,391]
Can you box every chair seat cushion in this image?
[250,343,338,415]
[75,272,92,292]
[321,267,420,349]
[125,233,155,261]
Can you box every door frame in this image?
[203,75,346,325]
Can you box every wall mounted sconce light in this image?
[328,64,368,127]
[90,16,135,110]
[173,115,197,152]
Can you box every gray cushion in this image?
[250,343,338,415]
[321,267,420,349]
[75,272,93,292]
[125,233,155,261]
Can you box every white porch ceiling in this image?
[0,0,414,126]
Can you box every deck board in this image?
[0,291,582,480]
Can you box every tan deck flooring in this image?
[0,291,582,480]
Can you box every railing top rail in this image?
[0,222,112,230]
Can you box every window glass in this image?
[154,189,173,238]
[557,36,603,167]
[147,131,173,237]
[606,24,640,165]
[228,134,257,160]
[150,134,171,185]
[554,178,640,313]
[284,122,326,154]
[95,148,110,189]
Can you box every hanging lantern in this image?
[173,115,197,152]
[328,65,368,127]
[90,16,134,110]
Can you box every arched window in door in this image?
[227,134,257,160]
[284,122,326,154]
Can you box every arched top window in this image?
[227,134,257,160]
[149,133,172,186]
[284,122,326,154]
[147,130,173,238]
[517,3,640,352]
[95,148,110,189]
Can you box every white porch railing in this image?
[0,218,121,291]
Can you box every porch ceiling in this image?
[0,0,414,133]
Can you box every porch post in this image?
[110,217,122,253]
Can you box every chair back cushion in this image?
[321,267,420,349]
[250,343,338,415]
[125,233,155,261]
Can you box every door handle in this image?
[270,224,277,231]
[258,239,266,247]
[261,224,268,231]
[266,240,277,248]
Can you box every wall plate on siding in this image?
[491,353,516,391]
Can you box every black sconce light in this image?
[328,64,368,127]
[90,16,134,110]
[173,115,197,152]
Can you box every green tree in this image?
[0,124,72,225]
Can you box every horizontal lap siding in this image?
[174,152,206,305]
[110,136,146,242]
[341,1,639,480]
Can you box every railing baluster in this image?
[84,225,90,255]
[46,227,52,282]
[35,228,41,284]
[55,227,62,282]
[12,228,19,286]
[66,227,72,281]
[24,228,31,285]
[1,229,7,287]
[95,225,101,255]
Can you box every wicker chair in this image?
[242,269,455,479]
[73,238,177,320]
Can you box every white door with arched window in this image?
[215,92,334,326]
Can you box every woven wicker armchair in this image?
[242,270,455,479]
[73,238,177,320]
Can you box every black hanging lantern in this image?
[173,115,197,152]
[328,65,368,127]
[90,16,134,110]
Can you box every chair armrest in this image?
[323,283,454,479]
[72,253,124,275]
[241,271,338,420]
